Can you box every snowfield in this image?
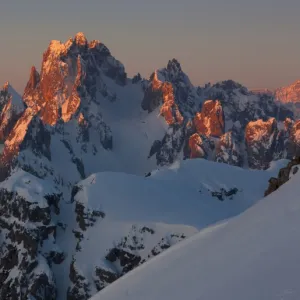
[90,160,300,300]
[54,158,285,299]
[0,158,282,299]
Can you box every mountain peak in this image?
[48,39,65,57]
[167,58,182,73]
[292,79,300,86]
[74,31,88,46]
[89,39,101,49]
[2,81,9,92]
[25,66,40,93]
[275,79,300,103]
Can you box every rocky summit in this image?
[0,32,300,300]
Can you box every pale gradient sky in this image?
[1,0,300,93]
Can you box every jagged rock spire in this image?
[27,66,40,90]
[2,81,9,92]
[74,32,88,47]
[167,58,182,73]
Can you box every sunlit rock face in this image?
[142,70,183,125]
[0,33,122,170]
[23,32,126,126]
[193,100,224,137]
[145,73,295,168]
[0,33,297,178]
[189,133,206,159]
[275,80,300,103]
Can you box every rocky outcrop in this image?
[93,262,119,291]
[0,188,60,299]
[0,33,118,179]
[194,100,224,137]
[189,133,206,159]
[142,70,184,125]
[264,157,300,196]
[275,80,300,103]
[286,120,300,159]
[148,124,186,166]
[201,80,293,128]
[0,170,65,300]
[74,200,105,232]
[89,225,188,292]
[22,31,123,128]
[216,130,243,167]
[0,83,25,142]
[143,71,295,169]
[67,258,91,300]
[245,118,284,169]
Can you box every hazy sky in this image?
[1,0,300,93]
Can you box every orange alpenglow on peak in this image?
[194,100,224,137]
[2,82,9,91]
[89,40,101,49]
[74,32,88,46]
[28,66,40,89]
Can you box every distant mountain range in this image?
[250,88,274,96]
[0,32,300,300]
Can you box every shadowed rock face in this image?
[245,118,285,169]
[0,188,61,300]
[264,156,300,196]
[286,120,300,159]
[89,226,188,294]
[216,130,243,167]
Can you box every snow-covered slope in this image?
[91,160,300,300]
[0,158,287,299]
[59,158,288,299]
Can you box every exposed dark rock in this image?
[245,118,285,170]
[132,73,142,84]
[148,140,162,158]
[67,259,91,300]
[106,248,141,273]
[93,265,119,291]
[44,193,62,215]
[264,157,300,196]
[211,187,239,201]
[75,201,105,231]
